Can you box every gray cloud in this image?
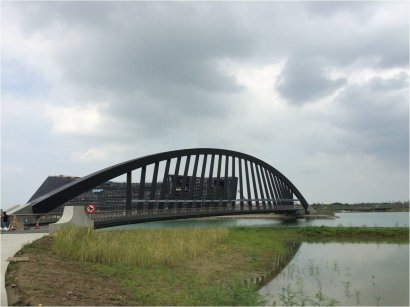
[303,1,377,16]
[276,55,347,104]
[301,2,409,69]
[1,1,409,207]
[16,2,252,94]
[34,2,253,137]
[333,72,409,167]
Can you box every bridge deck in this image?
[92,206,300,228]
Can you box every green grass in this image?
[51,226,409,305]
[54,226,228,267]
[296,226,409,242]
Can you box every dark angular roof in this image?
[28,175,79,203]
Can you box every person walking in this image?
[2,211,9,229]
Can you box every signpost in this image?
[84,203,97,214]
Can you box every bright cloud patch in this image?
[71,145,127,162]
[45,103,107,135]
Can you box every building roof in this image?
[28,175,80,203]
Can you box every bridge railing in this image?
[85,198,300,209]
[89,200,300,223]
[4,198,300,229]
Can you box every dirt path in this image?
[6,236,135,306]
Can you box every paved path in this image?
[1,231,48,306]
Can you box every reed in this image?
[53,226,228,267]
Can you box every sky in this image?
[1,1,409,209]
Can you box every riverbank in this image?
[6,226,409,306]
[191,213,337,221]
[312,202,409,215]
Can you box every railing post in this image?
[244,160,252,209]
[126,171,132,212]
[239,158,244,209]
[160,159,171,209]
[224,155,229,209]
[215,154,222,207]
[150,162,159,209]
[198,155,208,209]
[207,154,215,208]
[138,166,146,210]
[250,162,259,209]
[256,164,266,208]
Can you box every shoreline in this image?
[6,226,408,306]
[191,213,337,221]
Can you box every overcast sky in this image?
[1,1,409,208]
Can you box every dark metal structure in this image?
[27,149,309,220]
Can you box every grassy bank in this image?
[54,227,228,267]
[53,226,290,305]
[9,226,409,306]
[296,225,409,242]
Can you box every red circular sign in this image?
[84,203,97,214]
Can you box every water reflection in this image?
[243,241,302,287]
[259,242,409,306]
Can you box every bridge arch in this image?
[28,148,309,214]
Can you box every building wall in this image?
[56,176,239,212]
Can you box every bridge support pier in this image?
[49,206,94,234]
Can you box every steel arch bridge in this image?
[27,148,310,227]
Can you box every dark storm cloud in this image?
[275,56,347,104]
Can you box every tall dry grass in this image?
[53,226,228,267]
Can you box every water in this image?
[105,212,409,305]
[304,212,409,227]
[259,242,409,306]
[107,212,409,230]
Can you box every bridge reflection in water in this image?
[244,241,302,287]
[15,148,310,228]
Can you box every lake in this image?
[105,211,409,306]
[259,242,409,306]
[106,211,409,230]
